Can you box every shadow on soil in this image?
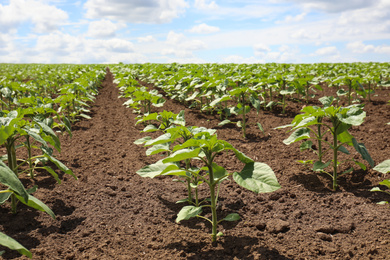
[165,235,292,260]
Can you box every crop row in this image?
[110,62,390,244]
[0,64,105,258]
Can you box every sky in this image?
[0,0,390,64]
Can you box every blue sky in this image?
[0,0,389,64]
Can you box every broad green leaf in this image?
[14,193,55,219]
[146,143,170,156]
[176,205,203,223]
[0,192,11,204]
[144,133,172,146]
[338,145,350,154]
[133,136,152,145]
[336,129,353,145]
[218,119,232,126]
[337,107,366,126]
[24,129,47,147]
[370,187,381,192]
[220,141,254,164]
[313,161,331,171]
[0,162,28,203]
[352,138,375,168]
[300,140,312,151]
[257,122,265,135]
[211,163,228,182]
[79,113,91,119]
[142,124,158,133]
[41,166,61,184]
[283,128,311,145]
[233,162,281,193]
[354,160,366,170]
[136,160,173,178]
[0,231,32,258]
[319,96,334,107]
[44,154,77,180]
[163,148,201,163]
[373,160,390,174]
[223,213,240,222]
[379,179,390,189]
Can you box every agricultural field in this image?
[0,62,389,259]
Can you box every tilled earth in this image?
[0,69,389,259]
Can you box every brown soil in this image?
[1,69,390,259]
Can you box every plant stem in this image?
[207,158,218,244]
[6,139,18,213]
[241,93,246,139]
[332,122,338,191]
[317,117,323,163]
[26,136,34,178]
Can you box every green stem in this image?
[185,159,192,203]
[207,157,218,244]
[6,139,18,213]
[317,117,323,163]
[26,136,34,178]
[332,122,339,191]
[241,94,246,139]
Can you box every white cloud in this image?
[284,0,377,13]
[84,0,188,24]
[86,19,125,39]
[162,30,207,58]
[0,0,68,33]
[290,29,321,40]
[276,12,306,24]
[253,43,271,56]
[347,41,390,54]
[103,39,134,53]
[221,55,263,64]
[137,35,156,43]
[314,46,339,56]
[188,23,220,34]
[194,0,218,10]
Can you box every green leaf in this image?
[233,162,281,193]
[144,133,172,146]
[133,136,152,145]
[338,145,350,154]
[373,160,390,174]
[0,231,32,258]
[218,119,233,126]
[79,113,91,119]
[211,163,228,182]
[223,213,240,222]
[14,193,55,219]
[142,124,158,133]
[283,128,311,145]
[313,161,331,171]
[136,160,174,178]
[300,140,312,151]
[0,192,11,204]
[162,148,201,163]
[319,96,334,107]
[379,179,390,189]
[370,187,381,192]
[176,206,203,223]
[41,166,61,184]
[44,154,77,180]
[146,143,170,156]
[257,122,265,135]
[352,138,375,168]
[354,160,366,170]
[0,162,28,203]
